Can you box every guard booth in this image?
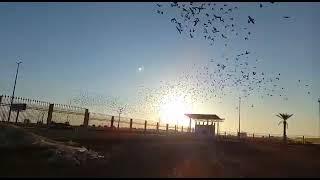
[185,114,224,137]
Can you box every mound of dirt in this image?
[0,123,104,166]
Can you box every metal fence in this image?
[0,94,186,133]
[215,131,317,144]
[0,94,318,144]
[0,95,86,125]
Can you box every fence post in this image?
[189,118,191,133]
[181,126,183,132]
[156,122,159,133]
[111,116,114,128]
[144,120,147,134]
[166,124,169,134]
[268,134,270,140]
[253,133,255,139]
[175,125,177,133]
[15,110,20,123]
[83,109,89,128]
[130,119,133,131]
[225,131,226,138]
[47,104,54,126]
[302,136,305,144]
[0,95,3,121]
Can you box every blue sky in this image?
[0,2,319,136]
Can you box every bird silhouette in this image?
[193,18,200,26]
[171,18,177,23]
[176,26,182,34]
[248,16,255,24]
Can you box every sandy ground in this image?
[1,126,320,177]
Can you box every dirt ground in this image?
[1,128,320,178]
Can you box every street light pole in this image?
[318,98,320,137]
[238,97,241,137]
[7,61,22,122]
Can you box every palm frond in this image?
[287,114,293,119]
[278,121,283,126]
[276,114,283,119]
[276,113,294,121]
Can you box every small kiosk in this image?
[184,114,224,137]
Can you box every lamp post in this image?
[318,98,320,137]
[117,107,124,129]
[238,97,241,138]
[66,99,72,123]
[7,61,22,122]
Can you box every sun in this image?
[159,95,191,126]
[137,65,144,72]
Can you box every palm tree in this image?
[276,113,293,143]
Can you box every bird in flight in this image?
[193,18,200,26]
[176,26,182,34]
[248,16,255,24]
[171,18,177,23]
[157,10,163,15]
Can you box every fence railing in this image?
[0,95,191,134]
[0,94,318,144]
[0,95,86,126]
[215,131,318,144]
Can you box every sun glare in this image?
[159,95,191,126]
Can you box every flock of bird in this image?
[71,90,147,117]
[155,2,291,47]
[138,2,310,110]
[71,2,311,119]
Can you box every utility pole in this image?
[117,107,124,129]
[238,97,241,138]
[66,99,72,123]
[318,98,320,137]
[7,61,22,122]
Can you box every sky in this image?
[0,2,319,136]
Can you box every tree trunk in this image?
[283,121,287,143]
